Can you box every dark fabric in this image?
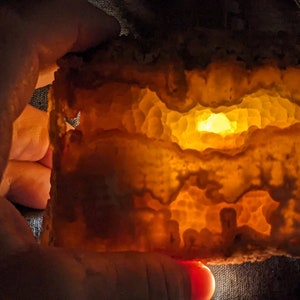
[88,0,130,35]
[30,85,79,127]
[209,257,300,299]
[29,85,50,111]
[16,204,43,241]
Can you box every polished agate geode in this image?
[42,29,300,263]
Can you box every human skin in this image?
[0,1,215,299]
[0,0,120,208]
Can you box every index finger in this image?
[5,0,120,69]
[0,0,120,179]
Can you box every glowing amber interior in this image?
[44,46,300,262]
[79,86,300,152]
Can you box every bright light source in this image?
[197,113,236,136]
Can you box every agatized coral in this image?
[42,31,300,263]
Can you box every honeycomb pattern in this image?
[76,83,300,153]
[44,37,300,262]
[46,117,300,261]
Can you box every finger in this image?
[33,0,120,88]
[76,251,191,300]
[24,0,120,69]
[38,147,53,169]
[0,160,50,209]
[0,1,120,179]
[10,104,49,162]
[0,197,35,257]
[0,197,213,299]
[178,260,215,300]
[0,250,192,300]
[35,64,58,89]
[10,103,73,168]
[0,8,38,178]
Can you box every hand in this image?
[0,104,52,208]
[0,1,215,299]
[0,0,119,209]
[0,103,75,208]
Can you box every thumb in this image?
[0,198,214,300]
[0,249,199,300]
[69,251,192,300]
[0,245,215,299]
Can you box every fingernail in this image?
[177,260,215,300]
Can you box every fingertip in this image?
[4,161,50,209]
[72,2,121,52]
[177,260,215,300]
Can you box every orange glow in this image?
[178,260,215,300]
[170,187,279,252]
[76,85,300,153]
[47,47,300,262]
[197,113,236,136]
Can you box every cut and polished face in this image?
[42,29,300,263]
